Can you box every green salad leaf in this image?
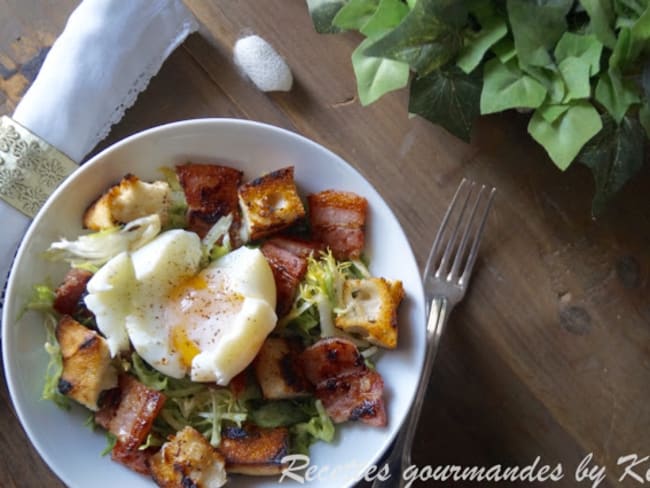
[290,399,335,455]
[42,314,70,410]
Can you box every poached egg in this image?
[84,229,277,385]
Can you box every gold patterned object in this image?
[0,116,78,218]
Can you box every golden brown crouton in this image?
[238,167,306,241]
[83,174,171,230]
[219,424,289,476]
[254,337,311,400]
[335,278,404,349]
[55,315,117,411]
[149,426,227,488]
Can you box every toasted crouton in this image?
[238,167,306,241]
[83,174,171,230]
[55,315,117,411]
[334,278,404,349]
[149,426,227,488]
[253,337,311,400]
[219,424,289,475]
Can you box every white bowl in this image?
[2,118,425,488]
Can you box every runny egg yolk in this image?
[170,326,201,368]
[165,269,245,369]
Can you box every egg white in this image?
[84,251,135,357]
[85,230,277,384]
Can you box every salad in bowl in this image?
[3,119,425,488]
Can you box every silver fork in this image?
[372,178,496,488]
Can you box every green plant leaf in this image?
[491,37,517,63]
[352,38,410,105]
[642,54,650,97]
[577,114,645,215]
[363,0,467,77]
[595,69,641,123]
[610,26,634,67]
[538,102,571,123]
[558,56,592,101]
[332,0,378,31]
[507,0,573,68]
[613,0,646,17]
[360,0,410,39]
[306,0,347,33]
[554,32,604,76]
[409,66,482,141]
[631,5,650,39]
[457,17,508,74]
[579,0,617,48]
[639,102,650,137]
[521,64,567,102]
[480,59,548,114]
[528,100,603,170]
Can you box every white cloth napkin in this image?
[1,0,198,307]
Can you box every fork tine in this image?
[460,186,496,286]
[449,184,485,280]
[437,181,474,277]
[423,178,468,278]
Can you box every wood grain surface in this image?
[1,1,649,487]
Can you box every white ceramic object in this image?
[2,119,425,488]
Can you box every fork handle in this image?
[371,296,450,488]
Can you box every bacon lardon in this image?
[176,163,243,241]
[260,240,308,317]
[300,337,366,385]
[307,190,368,260]
[105,375,166,475]
[317,369,386,426]
[299,338,387,427]
[266,236,324,259]
[53,268,93,316]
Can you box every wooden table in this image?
[1,1,649,487]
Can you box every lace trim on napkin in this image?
[0,116,77,218]
[92,18,199,152]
